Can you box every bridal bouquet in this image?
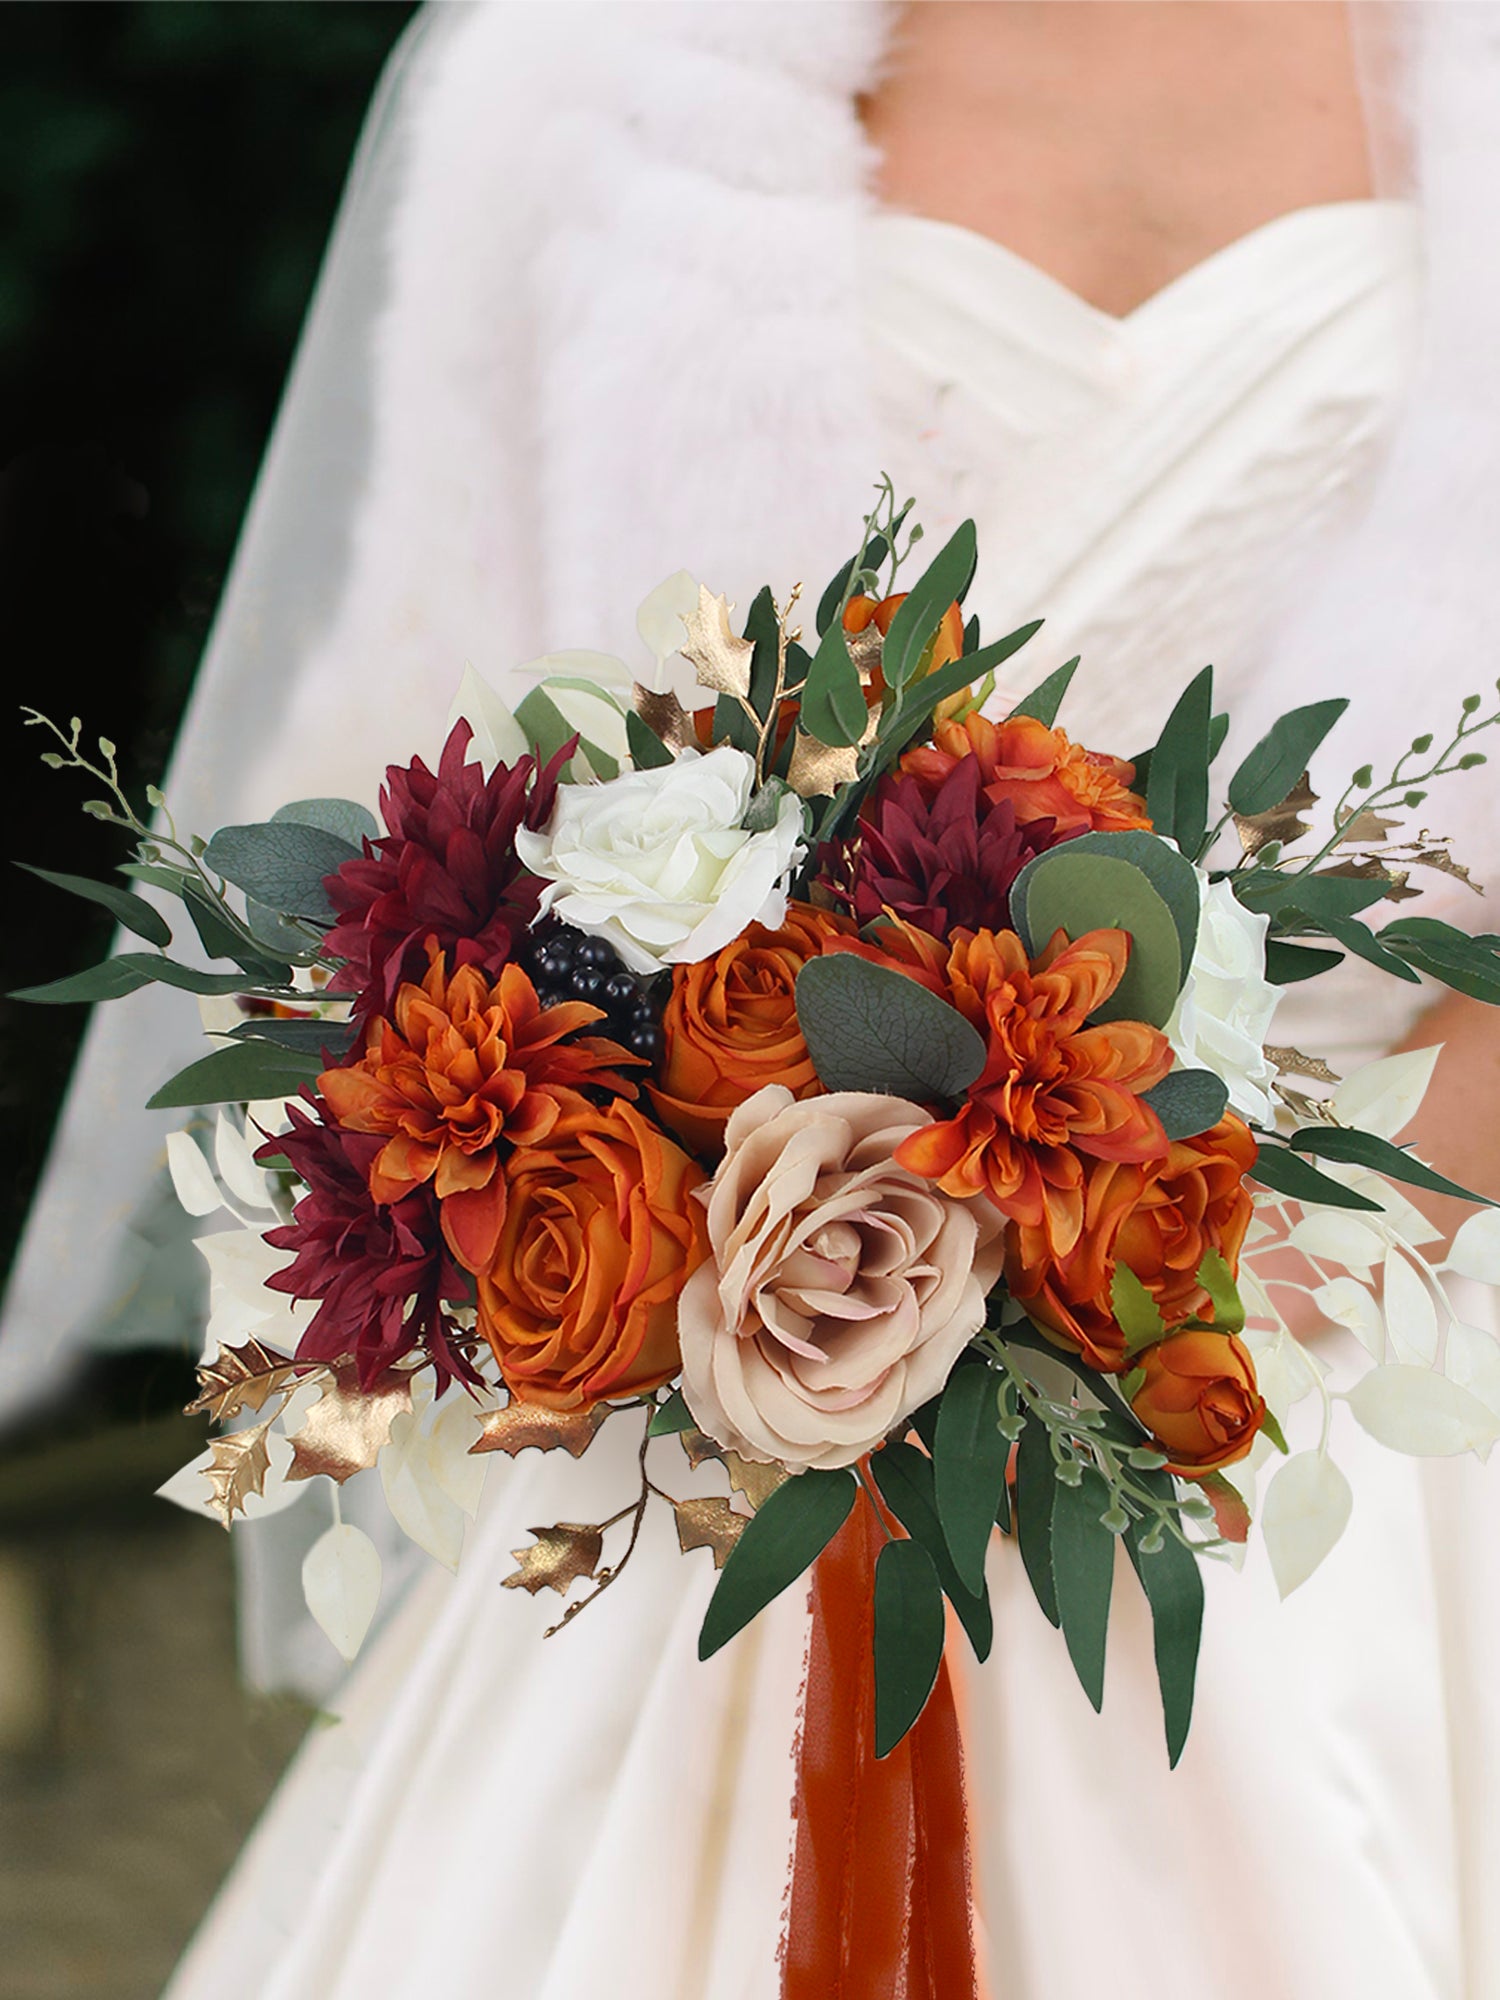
[19,487,1500,1792]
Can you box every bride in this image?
[23,2,1500,1994]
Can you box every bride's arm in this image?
[1397,990,1500,1228]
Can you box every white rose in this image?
[514,745,806,975]
[1166,874,1280,1126]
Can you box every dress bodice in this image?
[862,200,1423,753]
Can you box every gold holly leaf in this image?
[502,1523,604,1597]
[1234,772,1318,858]
[470,1401,609,1460]
[680,586,754,699]
[1336,808,1402,846]
[723,1451,788,1511]
[285,1361,412,1484]
[680,1426,725,1473]
[185,1337,304,1424]
[1265,1045,1341,1084]
[202,1419,275,1527]
[1272,1082,1340,1126]
[631,682,696,754]
[786,703,879,801]
[673,1497,747,1569]
[845,620,885,685]
[1411,844,1480,892]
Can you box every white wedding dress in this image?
[164,200,1500,2000]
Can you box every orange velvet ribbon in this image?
[781,1493,980,2000]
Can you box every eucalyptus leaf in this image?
[1014,850,1183,1027]
[182,884,291,981]
[880,519,976,690]
[146,1041,321,1111]
[1052,1466,1116,1712]
[870,1442,992,1661]
[10,957,156,1005]
[1263,939,1345,985]
[1025,830,1200,978]
[1227,699,1348,817]
[1141,1069,1230,1140]
[1145,666,1214,860]
[1233,868,1389,927]
[1006,655,1080,726]
[933,1360,1009,1595]
[17,863,171,947]
[112,955,267,996]
[647,1389,695,1437]
[1318,915,1422,984]
[202,820,361,925]
[1289,1126,1494,1207]
[1249,1144,1384,1212]
[229,1017,355,1060]
[873,1538,947,1757]
[625,708,675,771]
[1014,1419,1060,1627]
[794,954,986,1101]
[1378,920,1500,1005]
[799,618,867,749]
[870,621,1043,775]
[698,1468,856,1660]
[512,688,589,772]
[272,797,379,847]
[1125,1494,1204,1767]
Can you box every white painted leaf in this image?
[196,994,243,1037]
[302,1521,382,1662]
[636,569,701,676]
[1445,1210,1500,1285]
[1243,1326,1319,1420]
[425,1395,488,1517]
[1332,1045,1441,1140]
[539,677,632,765]
[447,663,528,772]
[1446,1321,1500,1418]
[1364,1177,1444,1251]
[1345,1364,1500,1460]
[380,1416,466,1571]
[166,1130,223,1218]
[1262,1451,1353,1597]
[214,1110,273,1212]
[1312,1276,1385,1359]
[1287,1210,1387,1272]
[245,1095,296,1139]
[157,1429,309,1522]
[1381,1248,1442,1368]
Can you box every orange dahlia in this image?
[900,712,1149,836]
[319,948,639,1276]
[884,925,1173,1252]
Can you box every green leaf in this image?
[1007,656,1079,726]
[741,586,783,724]
[145,1041,322,1111]
[228,1017,354,1060]
[1260,1410,1290,1455]
[1131,712,1228,793]
[272,797,379,847]
[698,1468,856,1660]
[119,861,193,897]
[871,1442,992,1662]
[10,957,156,1005]
[1124,1503,1204,1766]
[1145,666,1215,860]
[16,863,171,947]
[1014,1419,1060,1626]
[870,623,1043,774]
[799,618,868,749]
[1052,1466,1116,1712]
[202,820,361,925]
[1111,1266,1167,1357]
[1196,1247,1246,1333]
[1030,830,1201,978]
[744,778,794,835]
[873,1538,947,1757]
[1233,868,1389,927]
[933,1361,1008,1594]
[1263,938,1344,985]
[625,709,675,771]
[512,688,588,771]
[1249,1143,1383,1212]
[1378,920,1500,1005]
[794,954,987,1101]
[1014,851,1183,1027]
[111,955,265,996]
[1226,699,1348,816]
[815,554,857,637]
[880,519,976,690]
[1288,1126,1494,1207]
[647,1389,695,1437]
[182,884,292,981]
[1141,1069,1229,1141]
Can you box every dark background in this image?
[0,11,415,1995]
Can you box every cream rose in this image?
[514,745,806,976]
[678,1086,1006,1470]
[1167,873,1280,1126]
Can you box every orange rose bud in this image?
[477,1100,708,1410]
[1006,1115,1258,1373]
[651,902,855,1157]
[1128,1329,1266,1475]
[844,591,967,712]
[900,711,1149,836]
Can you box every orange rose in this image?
[1007,1115,1258,1373]
[1128,1329,1266,1475]
[900,711,1149,836]
[844,591,966,711]
[651,901,855,1157]
[477,1099,708,1409]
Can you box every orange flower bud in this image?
[1129,1329,1266,1475]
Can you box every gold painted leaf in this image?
[679,1426,725,1473]
[1234,772,1318,858]
[680,586,754,699]
[1336,808,1401,846]
[723,1451,789,1511]
[1265,1045,1341,1084]
[845,620,884,685]
[502,1522,604,1596]
[285,1362,412,1485]
[632,682,696,754]
[470,1401,609,1460]
[186,1337,303,1424]
[673,1497,747,1569]
[786,703,879,800]
[203,1420,275,1527]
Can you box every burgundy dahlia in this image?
[259,1098,478,1391]
[322,720,568,1022]
[817,754,1076,938]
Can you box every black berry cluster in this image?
[523,922,665,1063]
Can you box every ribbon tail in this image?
[781,1492,980,2000]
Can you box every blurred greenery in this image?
[0,3,416,1414]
